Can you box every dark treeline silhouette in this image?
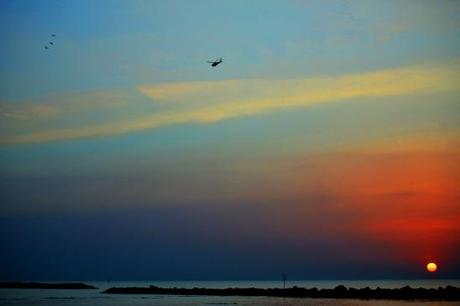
[103,285,460,300]
[0,282,97,289]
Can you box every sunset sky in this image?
[1,0,459,280]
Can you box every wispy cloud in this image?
[0,104,60,120]
[1,61,459,144]
[350,131,460,154]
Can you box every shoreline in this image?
[103,285,460,300]
[0,282,97,289]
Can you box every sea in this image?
[1,280,460,306]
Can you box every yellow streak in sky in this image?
[2,61,460,144]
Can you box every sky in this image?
[0,0,460,281]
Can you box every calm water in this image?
[1,280,460,306]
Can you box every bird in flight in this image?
[44,34,56,50]
[207,58,223,67]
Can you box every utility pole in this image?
[282,273,287,289]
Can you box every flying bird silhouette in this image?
[43,34,56,50]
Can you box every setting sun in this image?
[427,262,438,273]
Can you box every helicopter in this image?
[207,58,223,67]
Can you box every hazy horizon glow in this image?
[1,0,459,281]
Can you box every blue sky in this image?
[2,0,460,99]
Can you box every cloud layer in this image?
[1,61,459,144]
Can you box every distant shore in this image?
[0,282,97,289]
[103,285,460,300]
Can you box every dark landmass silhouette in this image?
[103,285,460,300]
[0,282,97,289]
